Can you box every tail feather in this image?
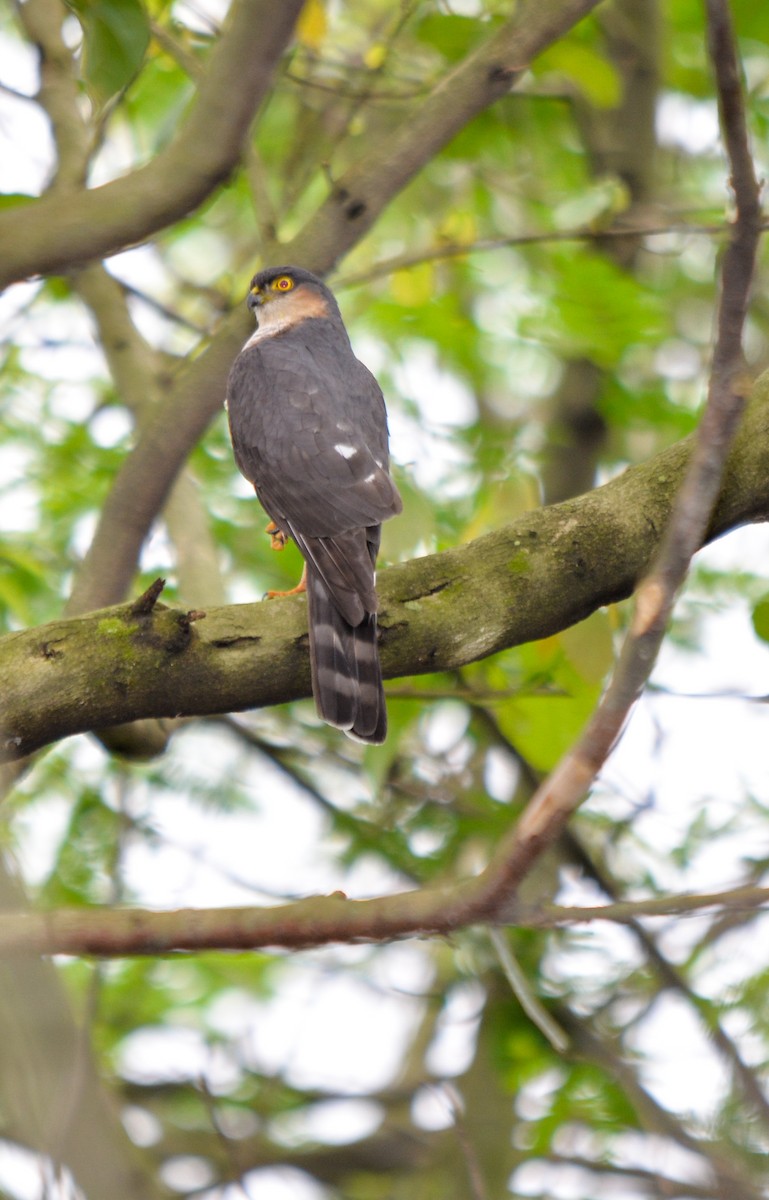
[306,566,386,744]
[291,525,376,626]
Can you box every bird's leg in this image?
[266,563,307,600]
[263,521,305,599]
[265,520,287,551]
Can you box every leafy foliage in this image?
[1,1,769,1199]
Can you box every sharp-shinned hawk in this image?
[226,266,402,743]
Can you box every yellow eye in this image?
[273,276,294,292]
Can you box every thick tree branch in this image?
[69,266,226,608]
[64,322,245,615]
[0,0,303,289]
[3,373,769,765]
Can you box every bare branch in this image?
[335,216,769,290]
[519,883,769,927]
[3,879,769,961]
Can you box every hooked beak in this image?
[247,290,263,313]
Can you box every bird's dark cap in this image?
[248,265,326,294]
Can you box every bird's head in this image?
[246,266,338,335]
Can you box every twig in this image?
[473,711,769,1133]
[489,928,569,1053]
[558,1005,764,1200]
[438,1084,489,1200]
[516,883,769,927]
[129,577,166,616]
[336,217,769,290]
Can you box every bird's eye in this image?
[273,276,294,291]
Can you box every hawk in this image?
[226,265,402,743]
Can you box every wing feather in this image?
[227,323,402,538]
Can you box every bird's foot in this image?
[265,564,307,601]
[265,520,287,551]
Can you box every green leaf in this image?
[536,41,622,109]
[415,14,489,64]
[67,0,150,107]
[494,611,613,771]
[752,595,769,644]
[524,247,667,369]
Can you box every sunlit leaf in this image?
[295,0,326,50]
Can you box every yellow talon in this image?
[265,520,288,551]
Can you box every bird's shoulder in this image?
[229,318,384,417]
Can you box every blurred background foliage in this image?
[2,0,769,1197]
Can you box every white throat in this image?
[240,284,331,350]
[243,308,294,348]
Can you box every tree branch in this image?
[518,884,769,927]
[0,864,163,1198]
[556,1006,764,1200]
[0,0,304,289]
[279,0,606,270]
[335,216,762,290]
[64,321,246,615]
[17,0,93,190]
[4,372,769,764]
[3,880,769,960]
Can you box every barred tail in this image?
[306,565,386,744]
